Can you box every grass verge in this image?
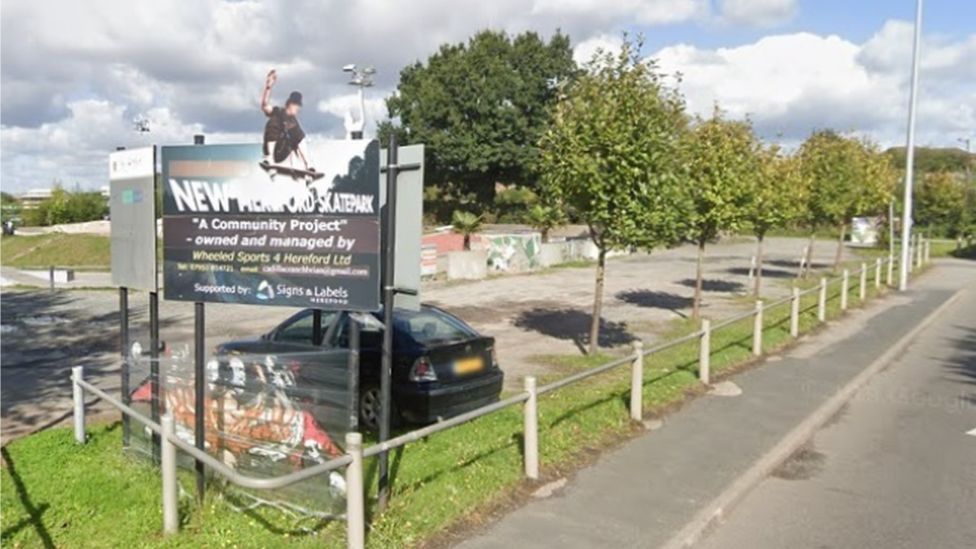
[0,259,914,549]
[1,234,110,270]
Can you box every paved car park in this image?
[1,236,857,444]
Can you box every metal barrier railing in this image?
[70,250,924,549]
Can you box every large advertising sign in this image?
[161,140,381,311]
[110,146,157,291]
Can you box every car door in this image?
[271,310,356,432]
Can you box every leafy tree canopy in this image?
[539,35,690,252]
[683,109,758,245]
[380,29,578,208]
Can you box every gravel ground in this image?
[1,236,859,444]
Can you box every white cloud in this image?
[1,1,972,194]
[716,0,798,27]
[653,23,976,148]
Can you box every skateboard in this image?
[259,160,325,182]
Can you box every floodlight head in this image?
[363,66,376,75]
[342,64,356,73]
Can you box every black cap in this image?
[286,91,303,107]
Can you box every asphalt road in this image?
[696,282,976,549]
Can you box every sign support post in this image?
[120,287,131,447]
[378,136,398,511]
[192,133,207,502]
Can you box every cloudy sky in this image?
[1,0,974,193]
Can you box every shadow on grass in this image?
[548,368,690,429]
[513,308,634,353]
[0,446,56,549]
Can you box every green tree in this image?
[915,171,967,237]
[539,35,691,354]
[523,203,565,243]
[451,210,483,250]
[379,30,578,211]
[683,109,758,317]
[799,131,891,271]
[21,184,108,226]
[747,146,807,296]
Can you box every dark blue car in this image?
[216,305,504,430]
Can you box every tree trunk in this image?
[692,239,705,318]
[803,232,816,278]
[834,223,846,272]
[588,247,607,355]
[541,228,550,244]
[753,235,765,297]
[463,234,471,251]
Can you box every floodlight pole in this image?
[899,0,924,291]
[192,133,207,502]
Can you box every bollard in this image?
[915,239,923,270]
[752,300,763,356]
[887,255,894,286]
[790,287,800,338]
[345,432,365,549]
[817,278,827,322]
[523,376,539,480]
[924,239,931,264]
[841,270,849,310]
[71,366,86,444]
[161,415,179,535]
[875,258,882,290]
[49,265,56,292]
[630,341,644,422]
[859,264,867,302]
[699,319,711,386]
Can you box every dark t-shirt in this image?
[263,106,306,163]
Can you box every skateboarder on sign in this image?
[261,69,315,179]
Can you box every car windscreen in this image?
[394,308,478,347]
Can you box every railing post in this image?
[523,376,539,480]
[875,258,882,290]
[71,366,86,444]
[345,432,365,549]
[924,239,931,264]
[161,415,179,535]
[817,278,827,322]
[699,319,711,386]
[752,300,763,356]
[887,255,894,286]
[841,270,849,311]
[790,287,800,338]
[630,341,644,422]
[859,264,867,302]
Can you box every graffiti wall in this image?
[483,233,542,273]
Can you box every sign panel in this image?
[161,140,381,310]
[380,144,425,311]
[110,146,158,291]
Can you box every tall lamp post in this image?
[899,0,924,291]
[342,64,375,140]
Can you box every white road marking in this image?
[966,427,976,437]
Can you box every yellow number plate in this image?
[454,357,484,375]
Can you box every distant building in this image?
[18,189,52,210]
[17,187,110,210]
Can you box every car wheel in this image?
[358,382,399,432]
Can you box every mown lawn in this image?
[0,257,906,549]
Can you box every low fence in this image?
[70,250,929,548]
